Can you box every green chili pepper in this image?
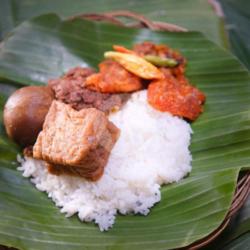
[144,55,178,67]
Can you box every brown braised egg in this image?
[3,86,54,147]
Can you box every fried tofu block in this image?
[33,101,119,180]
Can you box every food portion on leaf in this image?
[3,41,205,231]
[19,90,192,231]
[132,42,204,120]
[85,41,205,120]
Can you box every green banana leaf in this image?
[0,14,250,250]
[0,0,224,46]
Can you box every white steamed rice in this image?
[18,90,192,231]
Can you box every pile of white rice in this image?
[18,90,192,231]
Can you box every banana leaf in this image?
[0,0,224,46]
[0,14,250,250]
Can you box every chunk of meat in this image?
[47,121,118,181]
[49,67,129,113]
[47,122,119,181]
[85,60,143,93]
[148,69,206,121]
[33,101,119,181]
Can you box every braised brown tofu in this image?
[33,101,119,181]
